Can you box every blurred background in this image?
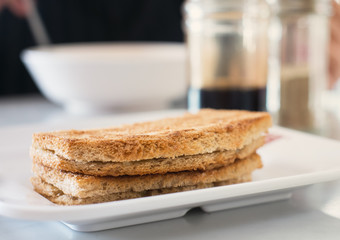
[1,0,340,140]
[0,0,184,96]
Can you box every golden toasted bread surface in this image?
[31,174,252,205]
[31,136,265,176]
[32,109,271,162]
[32,153,262,198]
[30,109,271,205]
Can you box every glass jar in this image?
[183,0,271,112]
[266,0,332,132]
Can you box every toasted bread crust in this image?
[31,174,252,205]
[31,136,265,177]
[32,109,271,162]
[32,153,262,198]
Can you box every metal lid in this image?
[266,0,332,16]
[183,0,270,20]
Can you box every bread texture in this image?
[30,109,271,205]
[32,109,272,162]
[31,174,252,205]
[32,153,262,199]
[31,136,265,177]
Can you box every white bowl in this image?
[21,43,187,114]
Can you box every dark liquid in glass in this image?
[188,87,267,111]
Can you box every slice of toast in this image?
[31,153,262,199]
[31,174,252,205]
[32,109,271,162]
[30,136,265,177]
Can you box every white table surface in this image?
[1,94,340,240]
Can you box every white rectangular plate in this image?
[1,110,340,232]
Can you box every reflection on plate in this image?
[1,110,340,232]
